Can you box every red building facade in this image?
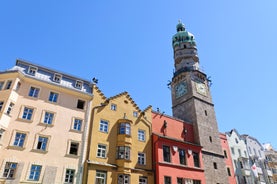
[152,111,205,184]
[220,133,237,184]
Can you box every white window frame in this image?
[97,144,107,158]
[64,169,75,184]
[99,120,109,133]
[22,107,34,121]
[48,91,59,103]
[96,171,107,184]
[35,135,49,152]
[28,86,40,98]
[118,174,130,184]
[138,129,145,141]
[28,164,42,181]
[43,111,55,125]
[3,162,17,179]
[13,132,27,147]
[139,176,147,184]
[72,118,83,131]
[138,152,146,165]
[28,66,38,75]
[53,73,62,83]
[75,80,83,89]
[110,103,117,111]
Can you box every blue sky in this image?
[1,1,277,149]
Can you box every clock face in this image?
[175,82,187,98]
[196,83,207,95]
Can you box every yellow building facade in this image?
[0,60,93,184]
[84,87,154,184]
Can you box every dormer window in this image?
[75,80,83,89]
[53,73,62,83]
[28,66,37,75]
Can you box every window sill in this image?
[65,154,79,159]
[17,118,33,123]
[38,122,54,127]
[69,129,83,134]
[31,149,48,154]
[7,145,25,151]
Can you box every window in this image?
[64,169,75,184]
[44,112,54,125]
[75,80,83,89]
[15,82,21,91]
[209,136,212,143]
[13,132,26,147]
[110,103,117,111]
[193,152,200,167]
[119,123,131,135]
[138,152,146,165]
[0,101,4,112]
[28,66,37,75]
[231,147,235,155]
[179,149,186,165]
[239,161,243,169]
[117,146,130,160]
[28,87,40,98]
[3,162,17,179]
[99,120,108,133]
[22,107,34,120]
[213,162,217,169]
[235,138,239,144]
[177,178,183,184]
[0,81,4,90]
[97,144,107,158]
[77,99,85,109]
[69,142,79,155]
[5,80,12,90]
[138,130,145,141]
[36,136,48,151]
[73,118,82,131]
[0,129,4,141]
[227,167,231,176]
[223,150,228,158]
[248,147,252,154]
[193,180,201,184]
[118,174,129,184]
[133,111,138,117]
[6,102,14,115]
[139,176,147,184]
[49,92,58,102]
[53,73,62,83]
[164,176,171,184]
[238,149,241,157]
[96,171,106,184]
[163,145,171,162]
[28,165,42,181]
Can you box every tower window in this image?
[224,150,228,158]
[77,99,85,109]
[213,162,217,169]
[204,110,207,116]
[209,136,212,143]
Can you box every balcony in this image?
[241,168,251,176]
[267,169,273,177]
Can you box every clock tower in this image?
[171,21,229,184]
